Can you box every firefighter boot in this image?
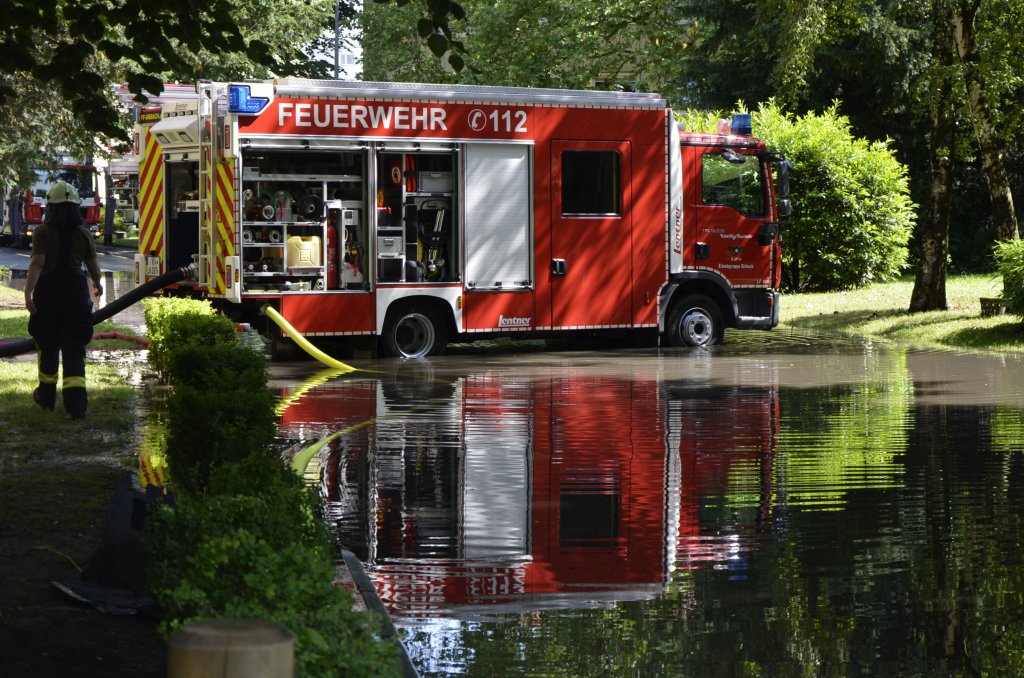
[34,353,58,412]
[62,376,88,420]
[33,384,56,412]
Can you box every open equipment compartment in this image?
[239,148,368,291]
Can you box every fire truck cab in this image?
[15,159,101,246]
[134,79,788,356]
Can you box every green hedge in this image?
[148,456,399,677]
[995,239,1024,318]
[142,297,238,379]
[164,343,276,496]
[143,308,402,677]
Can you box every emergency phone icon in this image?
[468,109,487,132]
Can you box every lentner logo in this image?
[498,315,531,327]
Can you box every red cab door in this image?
[689,146,774,288]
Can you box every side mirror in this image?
[775,159,793,198]
[721,148,746,164]
[777,198,792,218]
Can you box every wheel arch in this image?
[379,293,459,339]
[659,272,738,333]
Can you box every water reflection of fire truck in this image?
[278,368,779,616]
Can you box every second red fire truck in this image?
[134,79,789,356]
[2,156,101,248]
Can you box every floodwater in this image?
[272,332,1024,677]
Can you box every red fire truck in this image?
[135,79,789,355]
[4,156,102,247]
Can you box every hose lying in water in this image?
[0,263,196,359]
[262,305,359,373]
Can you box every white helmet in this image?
[46,181,82,205]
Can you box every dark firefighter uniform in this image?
[24,181,102,419]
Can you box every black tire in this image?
[665,294,725,347]
[381,305,447,358]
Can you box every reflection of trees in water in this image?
[905,404,1024,676]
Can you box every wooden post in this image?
[168,619,294,678]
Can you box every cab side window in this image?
[701,153,765,216]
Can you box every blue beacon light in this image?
[228,85,270,115]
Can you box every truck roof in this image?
[259,78,668,110]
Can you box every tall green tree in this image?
[0,0,461,186]
[670,0,1021,304]
[911,0,959,312]
[952,0,1021,243]
[361,0,677,91]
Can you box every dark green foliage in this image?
[995,239,1024,318]
[148,456,401,677]
[168,344,268,391]
[142,297,238,380]
[166,382,277,496]
[164,339,275,496]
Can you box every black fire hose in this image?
[0,263,197,358]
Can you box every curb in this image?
[340,549,420,678]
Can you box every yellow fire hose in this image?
[264,304,452,478]
[262,305,360,373]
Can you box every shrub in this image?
[147,458,401,677]
[142,297,238,379]
[146,307,401,675]
[758,102,916,291]
[165,346,277,496]
[995,239,1024,318]
[167,344,268,392]
[166,384,277,495]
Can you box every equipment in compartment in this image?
[296,193,325,221]
[418,172,452,193]
[239,148,369,292]
[286,235,322,270]
[273,190,293,221]
[339,204,364,286]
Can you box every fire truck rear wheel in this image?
[666,294,724,347]
[381,306,448,359]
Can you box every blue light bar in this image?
[731,113,752,136]
[228,85,270,115]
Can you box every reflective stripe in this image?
[213,158,236,296]
[38,371,59,384]
[63,376,86,389]
[138,128,165,261]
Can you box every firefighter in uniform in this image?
[23,181,103,419]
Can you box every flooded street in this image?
[272,333,1024,676]
[6,246,1021,677]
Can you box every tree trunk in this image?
[953,0,1020,242]
[911,1,958,313]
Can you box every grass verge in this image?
[780,274,1024,352]
[1,280,143,349]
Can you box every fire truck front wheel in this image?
[665,294,724,347]
[381,305,448,359]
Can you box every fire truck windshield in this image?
[30,167,97,199]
